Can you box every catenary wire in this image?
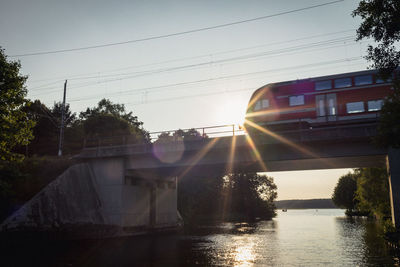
[66,57,363,103]
[11,0,344,57]
[29,36,360,96]
[27,28,356,85]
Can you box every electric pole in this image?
[58,80,67,156]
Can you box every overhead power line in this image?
[72,59,366,107]
[66,56,363,103]
[29,36,360,96]
[11,0,344,57]
[27,28,356,85]
[53,60,364,107]
[122,61,368,106]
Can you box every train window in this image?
[315,80,332,90]
[262,99,270,108]
[355,75,372,86]
[289,95,304,106]
[368,100,383,111]
[327,94,337,115]
[346,101,365,113]
[317,98,325,116]
[334,77,352,88]
[253,101,262,111]
[253,99,269,111]
[376,75,392,84]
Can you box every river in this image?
[3,209,399,266]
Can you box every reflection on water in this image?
[3,209,399,266]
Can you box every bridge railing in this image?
[83,124,245,148]
[82,116,380,149]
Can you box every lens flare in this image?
[153,136,185,163]
[244,119,335,168]
[245,119,315,157]
[220,135,238,221]
[245,133,268,172]
[178,137,220,178]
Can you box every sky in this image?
[0,0,370,200]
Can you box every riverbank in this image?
[275,198,337,209]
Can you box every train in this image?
[244,69,396,132]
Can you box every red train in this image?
[244,69,396,132]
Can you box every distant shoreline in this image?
[275,199,338,209]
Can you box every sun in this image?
[215,97,247,127]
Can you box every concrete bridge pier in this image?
[123,169,179,231]
[387,148,400,228]
[0,157,180,238]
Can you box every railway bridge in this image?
[2,121,400,238]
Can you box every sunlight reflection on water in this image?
[190,209,398,267]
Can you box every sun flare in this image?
[216,98,247,126]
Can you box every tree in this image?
[355,168,391,220]
[332,169,390,218]
[375,85,400,148]
[174,128,205,141]
[178,170,225,224]
[225,172,277,220]
[177,170,277,224]
[51,101,76,127]
[20,100,80,156]
[22,100,58,155]
[80,99,149,143]
[80,98,142,128]
[332,172,358,212]
[353,1,400,148]
[50,102,83,154]
[156,128,207,143]
[353,0,400,77]
[0,48,35,161]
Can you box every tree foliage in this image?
[375,84,400,148]
[354,168,391,219]
[174,128,205,141]
[19,100,80,156]
[225,172,277,220]
[17,98,148,155]
[353,1,400,148]
[178,170,225,224]
[353,0,400,76]
[80,98,142,128]
[156,128,206,143]
[332,168,391,219]
[80,99,149,143]
[332,172,358,211]
[23,100,58,155]
[0,48,35,161]
[51,101,76,127]
[178,170,277,224]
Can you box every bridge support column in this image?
[387,148,400,228]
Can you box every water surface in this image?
[3,209,399,266]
